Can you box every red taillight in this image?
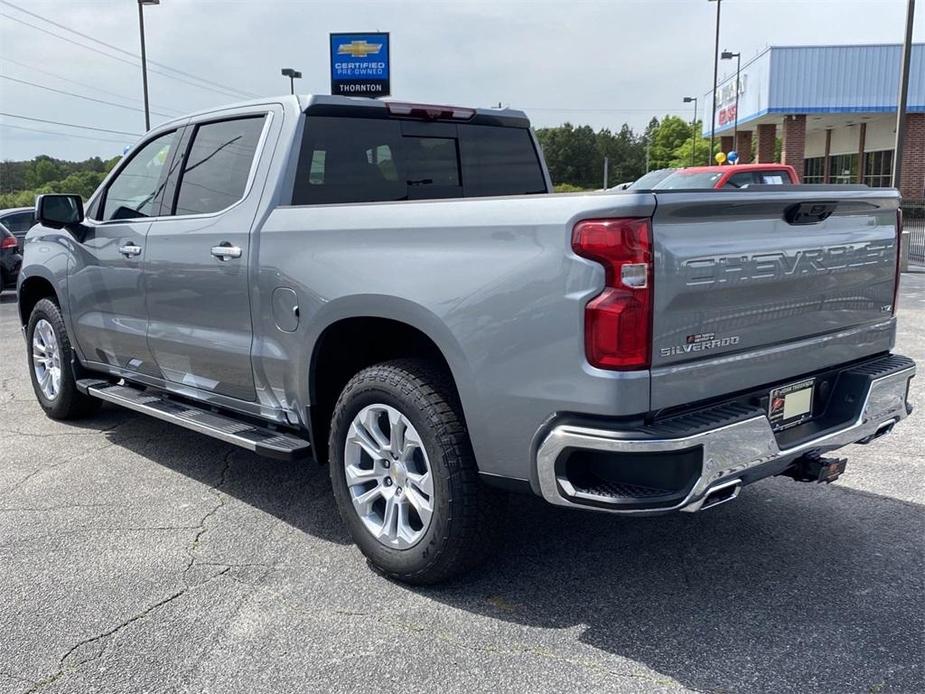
[893,208,903,315]
[385,101,475,120]
[0,236,16,250]
[572,218,652,370]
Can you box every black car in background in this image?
[0,222,22,289]
[0,207,35,252]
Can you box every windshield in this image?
[652,171,724,189]
[629,169,675,189]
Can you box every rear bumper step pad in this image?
[78,380,311,461]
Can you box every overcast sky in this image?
[0,0,921,161]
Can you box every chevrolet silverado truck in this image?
[17,95,915,584]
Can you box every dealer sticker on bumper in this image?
[769,378,815,431]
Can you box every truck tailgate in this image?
[649,188,900,410]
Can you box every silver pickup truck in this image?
[17,95,915,583]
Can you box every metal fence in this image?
[905,199,925,267]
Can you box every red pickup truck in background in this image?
[652,163,800,189]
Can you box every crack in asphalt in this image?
[182,449,234,583]
[23,568,232,693]
[1,440,121,499]
[0,525,207,550]
[1,426,148,501]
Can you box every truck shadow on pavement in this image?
[86,405,352,546]
[88,405,923,693]
[424,486,925,693]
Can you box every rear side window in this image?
[2,211,35,232]
[758,172,787,184]
[724,171,788,188]
[292,116,545,205]
[173,116,265,216]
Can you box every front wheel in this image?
[26,298,100,420]
[329,359,504,584]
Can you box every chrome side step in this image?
[78,380,311,461]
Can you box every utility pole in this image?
[891,0,915,191]
[683,96,698,167]
[721,50,741,152]
[708,0,722,163]
[137,0,159,131]
[603,156,609,189]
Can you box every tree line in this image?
[535,115,715,190]
[0,115,733,208]
[0,154,120,209]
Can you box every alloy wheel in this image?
[32,318,62,401]
[343,404,435,549]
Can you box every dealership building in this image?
[705,43,924,198]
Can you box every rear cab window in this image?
[292,111,547,205]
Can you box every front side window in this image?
[173,116,265,216]
[102,130,178,221]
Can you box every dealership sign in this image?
[330,32,390,97]
[716,75,747,127]
[707,51,771,135]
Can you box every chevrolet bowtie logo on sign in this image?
[337,40,383,59]
[330,32,391,97]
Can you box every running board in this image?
[78,380,311,461]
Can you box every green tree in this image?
[668,120,712,168]
[24,155,62,189]
[647,115,695,170]
[0,153,121,208]
[598,124,646,186]
[535,123,599,188]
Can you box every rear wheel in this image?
[27,298,100,420]
[329,359,504,584]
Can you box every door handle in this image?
[211,244,242,261]
[119,243,142,258]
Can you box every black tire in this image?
[26,298,101,420]
[328,359,505,585]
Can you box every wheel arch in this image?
[18,272,60,327]
[306,299,476,465]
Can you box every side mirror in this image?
[36,194,84,229]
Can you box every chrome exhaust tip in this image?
[683,479,742,513]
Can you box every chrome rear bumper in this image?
[536,357,914,515]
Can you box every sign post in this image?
[330,32,391,97]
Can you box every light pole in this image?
[137,0,159,132]
[281,68,302,95]
[683,96,698,167]
[708,0,722,163]
[892,0,916,191]
[721,50,741,153]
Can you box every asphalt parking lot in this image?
[1,276,923,694]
